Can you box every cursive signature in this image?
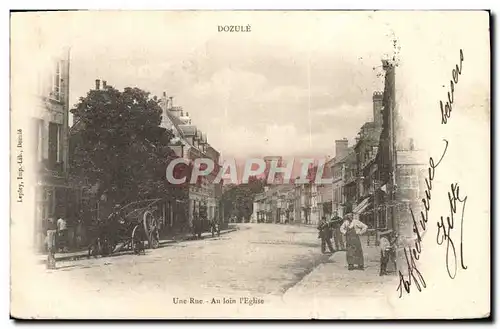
[436,183,468,279]
[397,244,427,298]
[397,139,448,298]
[440,49,464,124]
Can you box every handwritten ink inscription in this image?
[397,140,448,298]
[397,49,470,297]
[436,183,468,279]
[440,49,464,124]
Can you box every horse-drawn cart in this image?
[88,198,161,258]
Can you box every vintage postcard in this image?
[10,10,490,319]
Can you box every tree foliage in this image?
[70,85,182,208]
[221,176,266,222]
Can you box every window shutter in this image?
[48,122,58,167]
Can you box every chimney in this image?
[102,80,107,88]
[335,138,349,159]
[168,97,174,110]
[373,91,383,126]
[160,92,168,110]
[95,79,100,90]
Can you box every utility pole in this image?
[382,59,397,233]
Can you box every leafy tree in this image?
[221,176,266,222]
[70,85,181,211]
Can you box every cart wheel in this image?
[131,224,145,255]
[143,210,159,249]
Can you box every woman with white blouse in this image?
[340,213,368,270]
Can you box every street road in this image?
[19,223,340,318]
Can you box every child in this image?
[379,230,397,276]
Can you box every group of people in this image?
[318,212,368,271]
[191,212,221,239]
[318,212,398,274]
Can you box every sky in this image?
[56,11,394,160]
[14,11,489,162]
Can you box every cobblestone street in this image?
[16,223,399,318]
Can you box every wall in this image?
[33,53,72,252]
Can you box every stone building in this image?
[30,50,80,251]
[317,158,334,220]
[330,139,354,218]
[252,184,295,224]
[159,93,223,232]
[373,60,426,245]
[351,91,384,229]
[262,156,284,184]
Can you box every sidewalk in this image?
[36,226,238,264]
[285,237,399,299]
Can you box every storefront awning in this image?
[353,196,371,214]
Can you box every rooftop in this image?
[330,147,355,166]
[178,124,197,137]
[361,121,377,129]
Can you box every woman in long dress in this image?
[340,213,368,270]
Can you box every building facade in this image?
[159,93,223,232]
[369,60,427,252]
[330,139,354,218]
[262,156,284,184]
[317,158,333,221]
[31,50,82,251]
[251,184,295,224]
[351,93,383,230]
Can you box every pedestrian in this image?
[109,204,123,224]
[75,209,87,249]
[340,213,368,270]
[330,212,345,251]
[210,217,219,237]
[56,214,68,252]
[46,217,57,269]
[318,216,334,254]
[192,212,202,239]
[379,230,398,276]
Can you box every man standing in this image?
[331,212,345,251]
[318,216,334,254]
[210,217,220,237]
[56,214,68,252]
[192,211,202,239]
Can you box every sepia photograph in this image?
[9,10,490,319]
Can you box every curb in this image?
[37,227,239,264]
